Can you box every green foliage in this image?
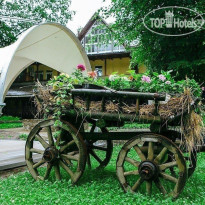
[0,115,21,122]
[109,122,150,130]
[45,67,202,120]
[0,122,22,129]
[0,0,74,47]
[0,147,205,204]
[105,70,202,97]
[104,73,131,90]
[101,0,205,83]
[128,70,202,97]
[18,133,28,140]
[0,116,22,129]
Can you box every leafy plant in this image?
[0,122,23,129]
[19,133,28,140]
[0,0,74,47]
[101,0,205,84]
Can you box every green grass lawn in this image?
[0,122,23,129]
[0,146,205,205]
[0,116,21,122]
[0,115,23,129]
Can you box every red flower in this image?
[129,76,134,81]
[88,71,97,78]
[77,64,86,71]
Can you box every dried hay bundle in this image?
[139,90,194,119]
[139,89,204,151]
[106,101,119,113]
[181,110,204,152]
[90,101,102,112]
[122,103,136,114]
[34,81,54,116]
[139,104,155,116]
[74,97,86,110]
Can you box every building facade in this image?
[78,13,146,76]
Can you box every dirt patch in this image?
[0,166,27,179]
[0,127,30,139]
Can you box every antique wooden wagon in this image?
[25,87,205,199]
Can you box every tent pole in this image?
[0,103,5,116]
[0,63,8,116]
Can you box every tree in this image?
[0,0,74,47]
[101,0,205,83]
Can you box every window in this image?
[95,66,103,77]
[35,71,44,81]
[28,67,34,77]
[46,71,52,80]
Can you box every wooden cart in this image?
[25,88,204,199]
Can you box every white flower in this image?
[121,76,130,81]
[109,74,118,81]
[60,73,70,78]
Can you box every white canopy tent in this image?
[0,23,91,114]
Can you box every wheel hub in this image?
[43,147,59,163]
[138,161,158,180]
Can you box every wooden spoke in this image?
[154,147,168,164]
[90,124,96,133]
[91,145,107,151]
[90,150,103,164]
[26,119,87,184]
[55,133,61,147]
[61,154,79,161]
[64,159,73,166]
[87,152,91,169]
[147,142,154,161]
[131,177,144,191]
[66,151,78,155]
[44,163,52,180]
[33,159,46,169]
[54,164,61,180]
[116,134,187,199]
[59,140,75,153]
[35,134,49,148]
[134,145,146,161]
[30,148,44,155]
[59,160,75,182]
[124,170,139,176]
[47,126,54,146]
[154,178,167,195]
[146,181,152,195]
[125,157,140,167]
[160,172,178,184]
[159,161,177,171]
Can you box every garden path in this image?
[0,140,42,171]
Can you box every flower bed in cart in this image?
[35,65,204,152]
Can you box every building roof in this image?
[6,85,34,98]
[88,51,131,60]
[78,13,109,41]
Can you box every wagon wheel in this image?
[86,124,113,169]
[117,133,187,199]
[25,119,87,184]
[161,130,197,178]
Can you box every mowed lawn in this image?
[0,146,205,205]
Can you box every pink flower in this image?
[165,81,171,85]
[202,87,205,91]
[77,64,86,71]
[158,74,166,82]
[141,75,151,83]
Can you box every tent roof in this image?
[0,22,91,104]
